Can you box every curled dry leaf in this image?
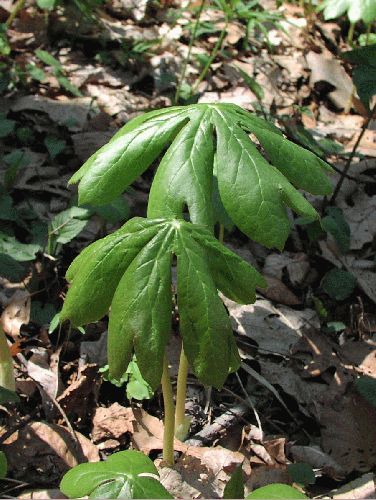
[245,465,291,494]
[1,421,99,484]
[57,363,101,422]
[92,402,135,444]
[0,289,30,339]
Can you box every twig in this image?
[330,103,376,204]
[185,403,249,447]
[235,372,263,436]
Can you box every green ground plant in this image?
[60,102,332,466]
[318,0,376,44]
[60,450,172,499]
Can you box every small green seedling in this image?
[61,102,332,464]
[60,450,172,499]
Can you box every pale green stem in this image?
[0,327,15,392]
[347,22,355,46]
[161,354,175,466]
[5,0,25,27]
[218,223,225,244]
[365,23,371,45]
[174,0,206,104]
[174,347,189,439]
[191,14,229,95]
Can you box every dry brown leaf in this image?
[218,21,244,45]
[226,297,319,357]
[346,129,376,157]
[199,87,257,110]
[306,51,353,110]
[159,466,202,499]
[57,364,101,421]
[19,489,66,499]
[332,473,376,499]
[27,349,62,404]
[318,388,376,474]
[11,95,93,131]
[0,289,30,338]
[289,444,345,479]
[92,402,135,443]
[292,328,342,379]
[245,465,291,494]
[262,275,301,306]
[1,421,99,484]
[338,340,376,378]
[162,447,244,498]
[338,190,376,251]
[258,359,327,417]
[72,131,115,162]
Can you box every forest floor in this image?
[0,0,375,498]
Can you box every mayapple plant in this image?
[60,103,332,465]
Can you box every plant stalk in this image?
[5,0,25,27]
[347,22,355,46]
[174,0,206,104]
[191,14,229,95]
[330,103,376,203]
[175,347,189,439]
[0,326,15,392]
[161,354,175,466]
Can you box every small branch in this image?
[330,103,376,204]
[161,354,175,466]
[185,403,249,447]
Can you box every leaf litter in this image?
[1,0,376,497]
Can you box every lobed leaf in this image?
[61,218,162,326]
[176,229,240,389]
[148,107,214,227]
[189,225,267,303]
[73,108,189,205]
[213,111,318,249]
[71,103,332,249]
[62,218,264,389]
[108,224,175,389]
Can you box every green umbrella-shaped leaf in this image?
[60,450,172,499]
[71,103,332,249]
